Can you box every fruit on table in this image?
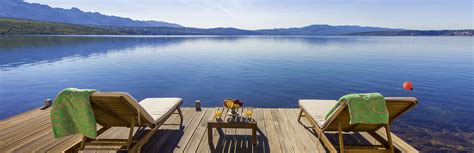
[224,98,244,108]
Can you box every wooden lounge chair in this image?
[79,92,183,152]
[298,97,417,153]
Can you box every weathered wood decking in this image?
[0,107,417,152]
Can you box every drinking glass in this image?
[214,107,222,119]
[245,107,253,119]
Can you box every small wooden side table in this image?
[207,108,258,145]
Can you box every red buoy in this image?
[403,81,413,90]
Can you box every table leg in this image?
[252,127,257,145]
[208,125,213,145]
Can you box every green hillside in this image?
[0,18,124,35]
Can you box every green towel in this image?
[325,93,389,125]
[50,88,98,138]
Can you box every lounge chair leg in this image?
[315,129,322,148]
[338,122,344,153]
[127,117,136,151]
[305,108,337,152]
[297,108,304,123]
[178,107,184,127]
[385,124,395,153]
[136,144,142,153]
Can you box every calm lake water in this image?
[0,36,473,151]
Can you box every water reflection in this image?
[0,36,186,68]
[0,36,371,69]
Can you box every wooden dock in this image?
[0,107,417,152]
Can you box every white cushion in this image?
[299,99,338,127]
[139,98,183,123]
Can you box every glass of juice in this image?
[214,107,222,119]
[245,107,253,120]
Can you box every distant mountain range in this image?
[257,25,402,35]
[2,18,472,36]
[347,30,474,36]
[0,0,182,27]
[0,0,472,36]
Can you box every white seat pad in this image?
[299,99,338,127]
[139,98,183,123]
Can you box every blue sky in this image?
[26,0,473,30]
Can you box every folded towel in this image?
[50,88,98,138]
[325,93,389,125]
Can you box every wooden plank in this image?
[12,132,57,152]
[144,109,191,152]
[374,127,419,153]
[0,111,50,138]
[0,124,52,152]
[46,134,83,152]
[141,111,183,152]
[0,107,418,153]
[262,109,284,153]
[95,127,124,152]
[160,108,201,152]
[172,108,208,153]
[0,108,48,127]
[283,108,324,152]
[53,126,106,153]
[35,135,79,152]
[183,107,213,152]
[277,108,307,152]
[291,109,327,152]
[0,112,50,138]
[301,107,338,152]
[344,148,390,153]
[0,120,51,149]
[196,107,229,153]
[269,109,298,152]
[254,108,269,153]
